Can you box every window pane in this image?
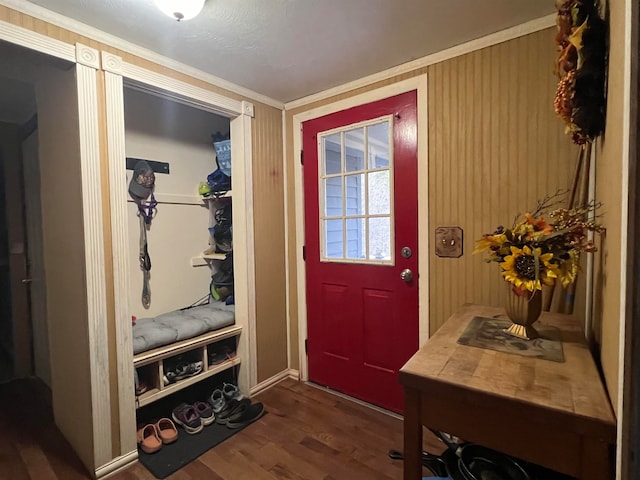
[368,170,390,215]
[323,133,342,175]
[346,218,365,259]
[345,174,365,216]
[369,217,391,260]
[324,176,343,217]
[368,121,390,168]
[344,127,365,172]
[324,219,343,259]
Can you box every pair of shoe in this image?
[137,418,178,454]
[163,360,203,386]
[215,397,265,429]
[208,382,243,414]
[208,345,236,366]
[171,401,215,435]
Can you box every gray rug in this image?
[457,316,564,362]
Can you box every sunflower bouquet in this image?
[474,193,604,293]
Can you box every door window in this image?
[318,116,393,264]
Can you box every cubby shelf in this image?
[134,324,242,409]
[136,356,241,408]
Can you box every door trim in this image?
[292,75,429,382]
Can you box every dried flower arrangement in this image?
[474,191,604,293]
[554,0,607,145]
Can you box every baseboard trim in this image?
[249,369,298,396]
[94,450,138,480]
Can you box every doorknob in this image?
[400,269,413,283]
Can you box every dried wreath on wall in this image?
[554,0,607,145]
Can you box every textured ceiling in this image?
[21,0,554,103]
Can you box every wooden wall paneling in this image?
[252,103,288,382]
[426,30,575,333]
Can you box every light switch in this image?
[435,226,463,258]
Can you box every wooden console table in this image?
[399,304,616,479]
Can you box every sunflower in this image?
[472,233,507,255]
[556,249,580,287]
[500,246,558,292]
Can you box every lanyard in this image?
[137,193,156,308]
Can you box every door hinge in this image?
[300,150,304,165]
[303,245,306,261]
[305,339,308,355]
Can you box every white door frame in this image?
[291,75,429,382]
[102,53,257,459]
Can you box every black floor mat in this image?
[138,413,265,479]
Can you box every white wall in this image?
[124,89,230,318]
[36,64,95,469]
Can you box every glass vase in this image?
[504,284,542,340]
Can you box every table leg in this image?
[581,437,614,480]
[403,387,422,480]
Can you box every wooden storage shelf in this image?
[136,357,241,408]
[134,324,241,409]
[201,191,232,201]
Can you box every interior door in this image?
[303,91,418,413]
[22,129,50,387]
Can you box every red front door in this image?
[303,91,419,413]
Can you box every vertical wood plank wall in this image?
[286,28,577,368]
[426,29,576,331]
[251,104,287,381]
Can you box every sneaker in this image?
[162,371,177,386]
[222,382,243,401]
[164,361,203,385]
[208,388,226,414]
[216,398,250,425]
[226,402,265,429]
[171,403,203,434]
[174,361,203,381]
[208,345,236,365]
[194,401,215,425]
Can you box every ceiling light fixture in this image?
[153,0,205,21]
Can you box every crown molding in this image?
[285,13,556,110]
[0,0,284,110]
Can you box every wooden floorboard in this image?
[0,377,445,480]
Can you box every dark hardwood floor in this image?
[0,377,445,480]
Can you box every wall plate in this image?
[435,226,463,258]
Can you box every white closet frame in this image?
[102,52,257,460]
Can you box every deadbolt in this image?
[401,246,412,259]
[400,269,413,283]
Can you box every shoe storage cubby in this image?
[133,325,242,408]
